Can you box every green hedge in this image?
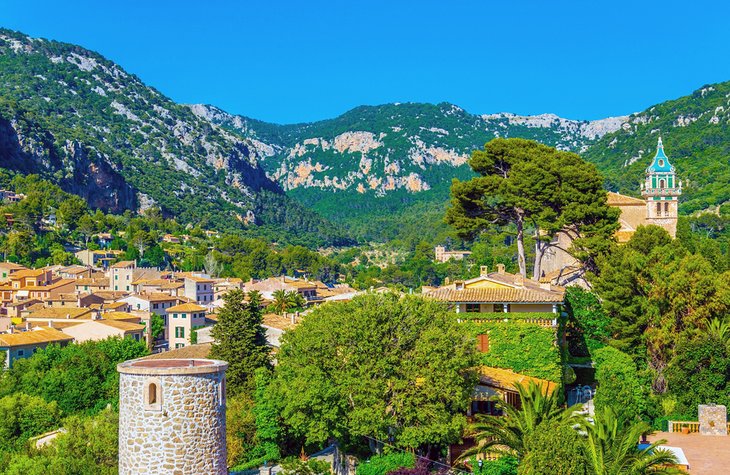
[462,321,561,382]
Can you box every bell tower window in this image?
[656,203,661,215]
[664,202,669,215]
[659,179,665,189]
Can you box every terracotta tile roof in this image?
[607,191,645,206]
[24,279,76,291]
[10,269,48,278]
[478,366,558,395]
[75,278,108,286]
[0,262,28,270]
[91,291,129,300]
[110,261,135,269]
[133,292,179,302]
[101,312,140,321]
[27,307,93,319]
[262,313,297,331]
[27,321,84,330]
[183,275,213,283]
[167,303,206,313]
[105,301,128,309]
[97,320,144,332]
[141,343,213,360]
[426,286,564,303]
[0,328,74,347]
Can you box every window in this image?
[133,334,140,341]
[181,313,186,319]
[17,350,24,357]
[664,202,669,214]
[659,179,665,188]
[658,160,665,167]
[465,303,480,313]
[477,334,490,353]
[144,378,162,411]
[175,327,185,338]
[153,303,158,310]
[175,343,184,349]
[115,275,118,280]
[173,313,178,319]
[494,303,508,312]
[656,202,662,214]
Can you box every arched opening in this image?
[144,378,162,410]
[656,202,662,215]
[148,383,157,404]
[664,202,669,215]
[659,179,666,189]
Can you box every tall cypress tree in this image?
[210,289,271,395]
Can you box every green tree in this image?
[665,332,730,415]
[593,346,645,422]
[580,408,678,475]
[519,419,588,475]
[0,393,61,453]
[5,406,119,475]
[149,314,165,341]
[56,196,88,231]
[273,293,477,450]
[210,289,271,395]
[446,138,618,278]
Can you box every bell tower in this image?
[640,137,681,237]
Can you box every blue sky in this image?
[3,0,730,123]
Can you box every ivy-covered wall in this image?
[462,321,561,383]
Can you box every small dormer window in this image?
[658,159,664,167]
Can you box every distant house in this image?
[245,276,318,303]
[56,265,93,280]
[0,328,73,368]
[183,275,214,305]
[434,246,472,263]
[166,303,207,349]
[0,262,28,282]
[109,261,136,292]
[60,319,144,344]
[75,250,117,269]
[162,234,180,244]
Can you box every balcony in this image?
[641,187,681,197]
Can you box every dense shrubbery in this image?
[463,321,562,382]
[356,452,415,475]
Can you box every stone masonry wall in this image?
[699,404,728,436]
[118,370,227,474]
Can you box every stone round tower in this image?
[117,358,228,475]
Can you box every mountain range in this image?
[1,28,728,244]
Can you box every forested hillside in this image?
[584,81,730,214]
[0,29,350,246]
[193,103,625,238]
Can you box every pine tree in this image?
[210,289,271,395]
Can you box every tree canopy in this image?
[272,292,477,450]
[446,138,618,278]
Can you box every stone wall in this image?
[118,360,228,474]
[699,404,727,436]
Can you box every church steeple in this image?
[646,137,674,173]
[641,136,681,237]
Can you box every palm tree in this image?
[580,407,679,475]
[704,317,730,346]
[459,381,578,461]
[272,290,306,315]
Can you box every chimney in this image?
[480,266,488,277]
[444,277,450,285]
[25,322,30,331]
[514,274,524,287]
[497,264,505,274]
[66,313,71,319]
[540,282,552,291]
[455,280,465,290]
[7,326,13,334]
[48,320,53,328]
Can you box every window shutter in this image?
[477,334,490,353]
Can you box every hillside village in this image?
[0,135,726,474]
[0,10,729,475]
